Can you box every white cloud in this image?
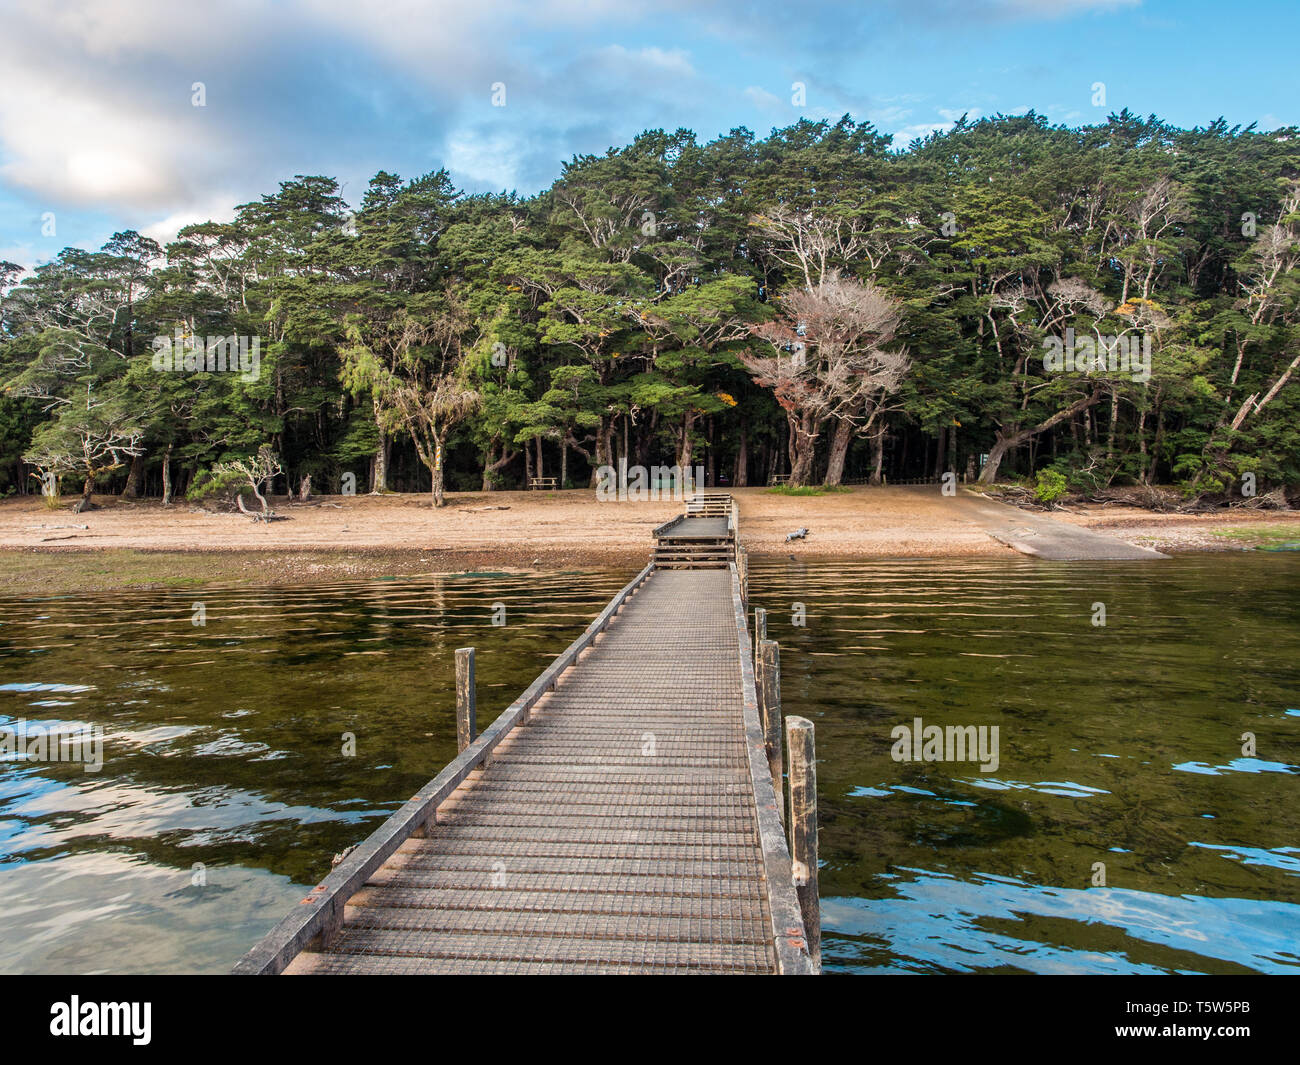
[744,86,784,111]
[999,0,1139,14]
[445,130,526,191]
[0,242,42,274]
[138,198,240,246]
[0,82,205,208]
[891,122,954,148]
[594,44,695,79]
[0,0,1150,230]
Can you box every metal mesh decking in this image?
[284,569,777,975]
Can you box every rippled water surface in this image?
[0,570,632,973]
[753,554,1300,974]
[1,555,1296,974]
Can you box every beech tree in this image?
[1,113,1296,501]
[342,295,479,506]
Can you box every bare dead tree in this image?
[210,446,283,522]
[1187,183,1300,490]
[1101,176,1189,305]
[740,272,907,485]
[750,207,888,291]
[1226,182,1300,431]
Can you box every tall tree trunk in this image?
[981,437,1015,486]
[432,437,445,507]
[674,414,692,470]
[120,453,144,499]
[372,429,389,493]
[636,410,656,468]
[823,417,853,486]
[590,418,614,487]
[1147,403,1165,484]
[870,425,886,485]
[1106,387,1119,462]
[482,443,517,490]
[933,427,946,479]
[162,445,173,505]
[1136,405,1148,484]
[677,412,696,470]
[734,428,748,487]
[560,437,568,488]
[980,389,1104,484]
[535,435,544,480]
[707,418,717,487]
[788,411,819,486]
[565,432,593,487]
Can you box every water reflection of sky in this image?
[0,768,390,856]
[3,556,1298,974]
[0,850,303,975]
[759,553,1300,977]
[825,868,1300,975]
[0,570,634,973]
[1173,757,1298,776]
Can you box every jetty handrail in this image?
[685,490,733,518]
[651,513,687,537]
[730,561,813,975]
[233,561,655,976]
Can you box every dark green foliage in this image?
[2,113,1297,499]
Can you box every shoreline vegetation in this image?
[3,486,1297,596]
[4,116,1299,527]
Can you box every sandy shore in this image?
[1,486,1295,594]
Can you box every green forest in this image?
[2,110,1298,508]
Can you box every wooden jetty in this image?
[650,491,744,571]
[234,494,818,975]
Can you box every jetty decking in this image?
[235,495,816,976]
[651,494,738,569]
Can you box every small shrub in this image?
[1034,469,1069,506]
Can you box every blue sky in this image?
[2,0,1296,272]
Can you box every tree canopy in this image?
[3,110,1298,505]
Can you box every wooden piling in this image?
[785,715,819,973]
[757,639,783,825]
[455,647,477,753]
[753,607,767,671]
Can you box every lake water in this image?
[1,555,1296,974]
